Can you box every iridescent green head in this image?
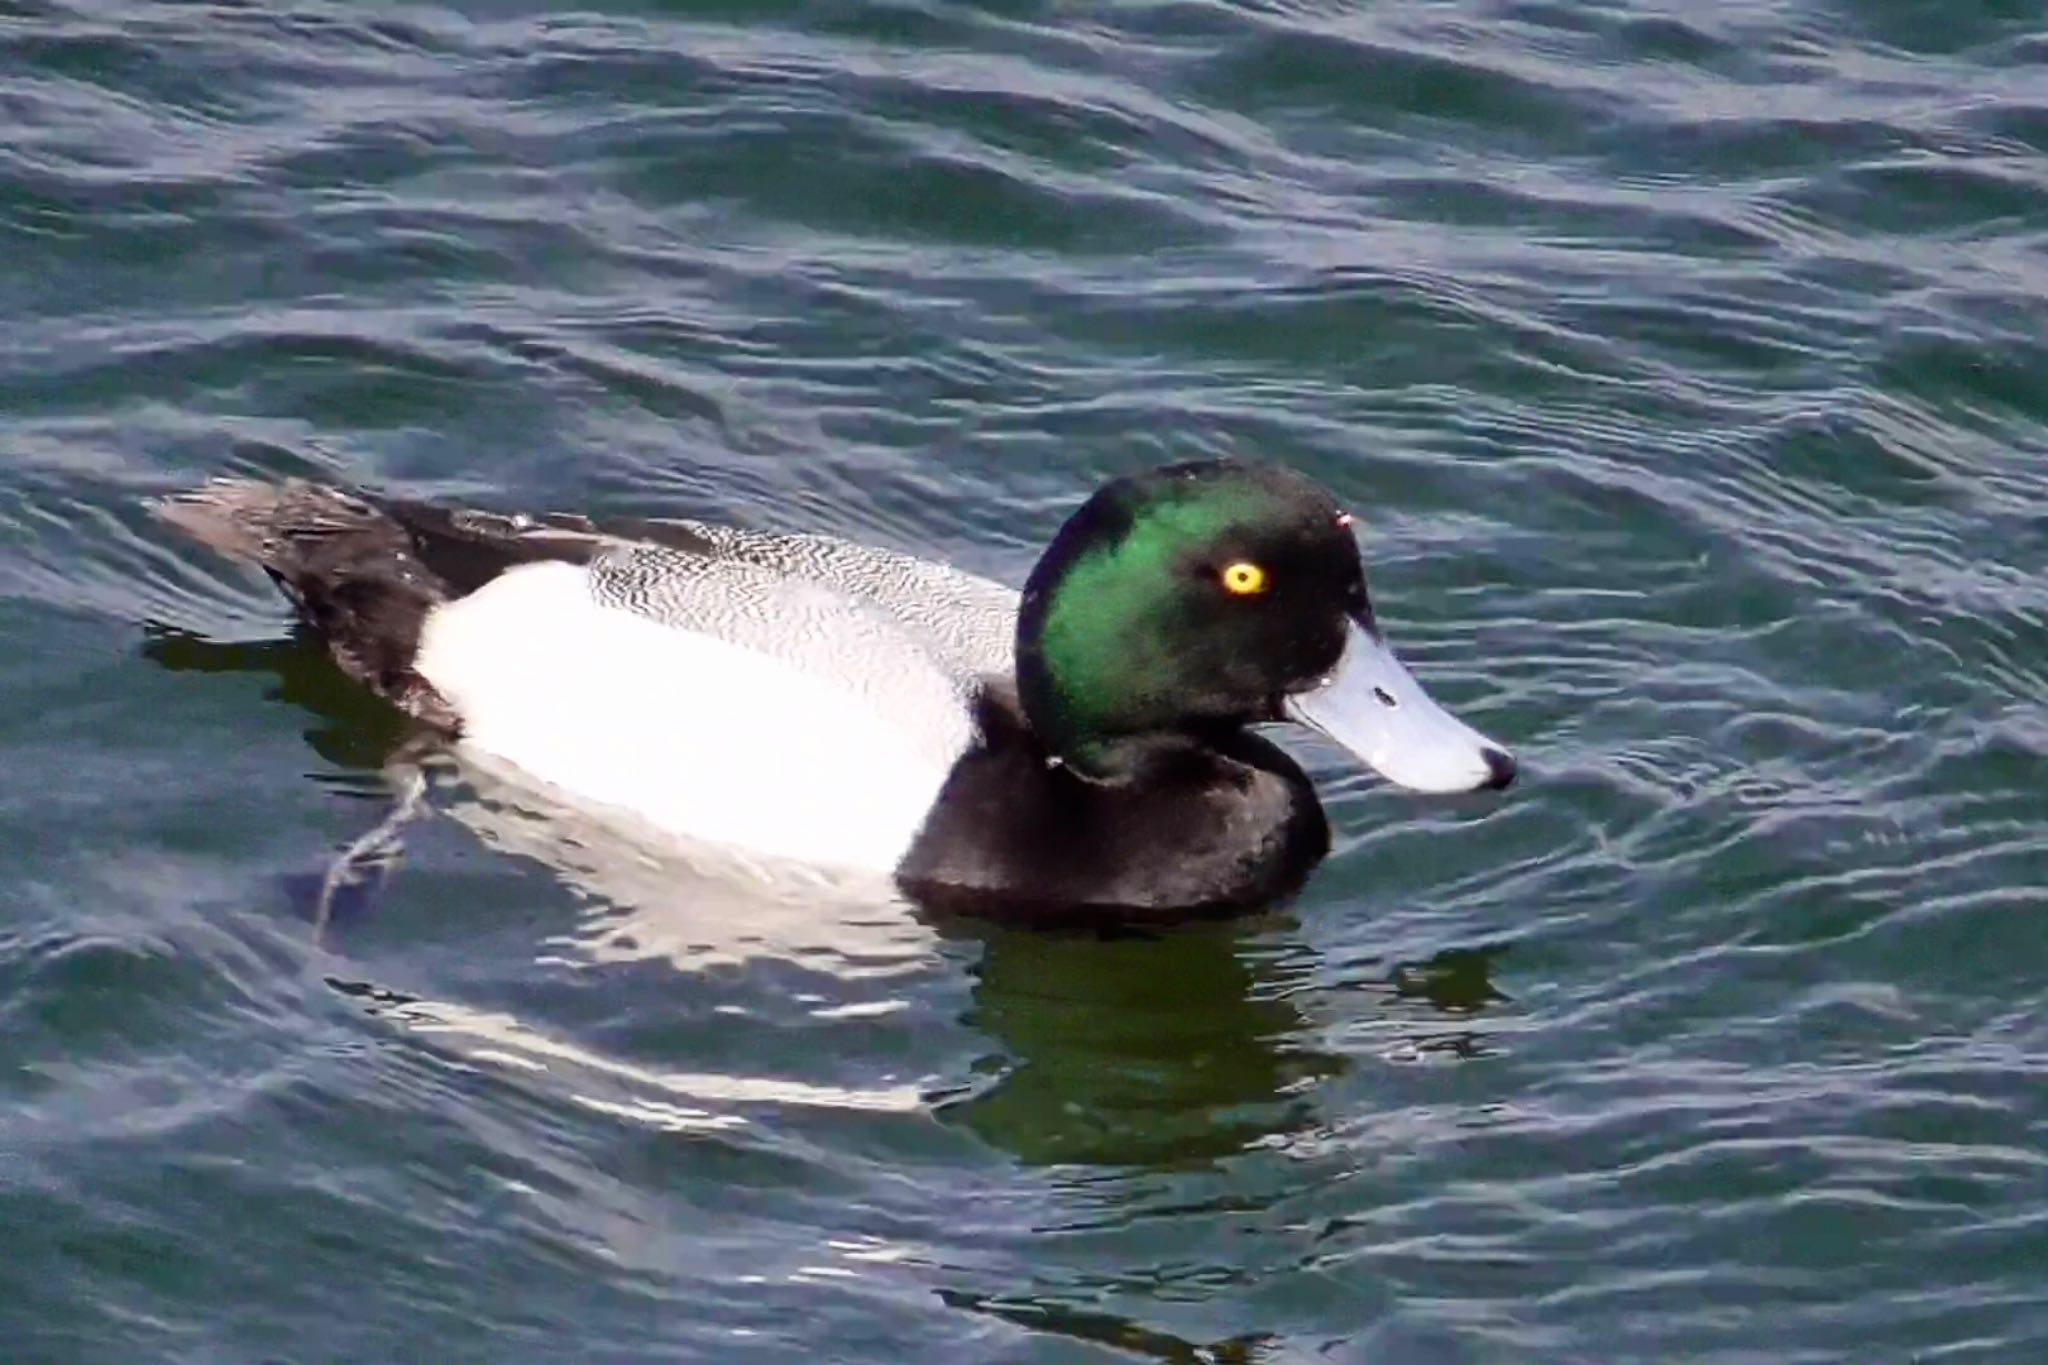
[1017,461,1363,773]
[1016,460,1516,792]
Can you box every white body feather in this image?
[415,558,1012,874]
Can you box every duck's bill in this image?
[1284,618,1515,794]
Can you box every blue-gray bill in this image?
[1284,618,1515,793]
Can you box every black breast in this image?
[895,693,1331,924]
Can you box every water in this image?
[4,1,2046,1360]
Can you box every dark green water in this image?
[5,1,2047,1360]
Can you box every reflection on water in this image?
[142,623,414,772]
[943,925,1511,1167]
[1379,944,1511,1062]
[942,1287,1279,1365]
[449,755,939,976]
[940,918,1343,1167]
[327,977,924,1127]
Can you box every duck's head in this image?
[1017,460,1514,791]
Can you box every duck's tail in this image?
[156,477,369,561]
[154,479,460,727]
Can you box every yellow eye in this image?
[1220,561,1268,596]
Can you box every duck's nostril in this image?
[1481,747,1517,791]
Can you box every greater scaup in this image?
[156,460,1513,921]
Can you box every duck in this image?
[156,460,1514,921]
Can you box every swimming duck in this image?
[157,461,1513,920]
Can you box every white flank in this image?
[414,561,966,874]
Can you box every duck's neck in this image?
[1042,723,1242,786]
[1013,624,1220,781]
